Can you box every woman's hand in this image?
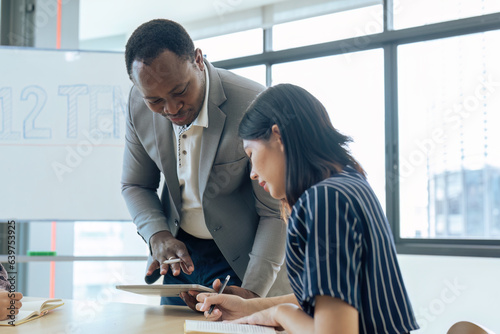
[0,291,23,321]
[196,293,255,321]
[180,278,259,312]
[231,296,359,334]
[231,304,284,329]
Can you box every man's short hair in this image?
[125,19,195,78]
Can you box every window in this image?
[194,29,262,62]
[394,0,500,30]
[272,50,386,206]
[231,65,266,87]
[273,4,383,51]
[212,2,500,257]
[398,31,500,240]
[18,221,157,304]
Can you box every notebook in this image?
[0,298,64,326]
[184,320,276,333]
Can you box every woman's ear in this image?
[271,124,284,151]
[271,124,281,138]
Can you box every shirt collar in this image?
[192,67,209,129]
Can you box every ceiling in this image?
[79,0,289,41]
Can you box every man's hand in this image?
[147,231,195,277]
[0,291,23,321]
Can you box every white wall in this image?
[398,255,500,333]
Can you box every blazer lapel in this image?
[199,61,227,200]
[153,112,181,210]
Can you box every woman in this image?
[0,263,23,321]
[196,84,419,333]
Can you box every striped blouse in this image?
[0,264,9,291]
[286,167,419,333]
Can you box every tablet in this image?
[115,284,215,297]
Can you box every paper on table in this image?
[184,320,276,334]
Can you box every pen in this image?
[163,258,182,265]
[208,274,230,315]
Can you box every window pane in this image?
[272,50,386,207]
[74,221,148,256]
[73,261,160,305]
[394,0,500,30]
[25,221,148,256]
[230,65,266,87]
[23,221,155,304]
[273,4,383,51]
[194,29,262,62]
[398,31,500,239]
[24,260,159,304]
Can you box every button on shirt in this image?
[172,69,212,239]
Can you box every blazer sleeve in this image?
[210,66,290,297]
[121,90,169,247]
[240,178,289,297]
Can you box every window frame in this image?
[213,6,500,257]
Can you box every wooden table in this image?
[3,298,206,333]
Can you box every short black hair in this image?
[125,19,195,78]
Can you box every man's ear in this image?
[194,48,205,71]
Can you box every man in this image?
[121,19,290,307]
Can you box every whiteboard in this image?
[0,47,133,221]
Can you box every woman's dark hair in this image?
[239,84,366,210]
[125,19,195,78]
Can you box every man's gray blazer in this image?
[121,60,291,297]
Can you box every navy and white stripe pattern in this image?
[286,166,419,333]
[0,264,10,291]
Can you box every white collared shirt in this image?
[172,68,212,239]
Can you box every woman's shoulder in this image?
[289,168,372,232]
[301,167,368,200]
[291,167,377,222]
[292,169,353,211]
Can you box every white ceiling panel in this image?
[79,0,288,40]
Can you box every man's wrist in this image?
[148,230,173,256]
[150,230,173,243]
[241,288,259,299]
